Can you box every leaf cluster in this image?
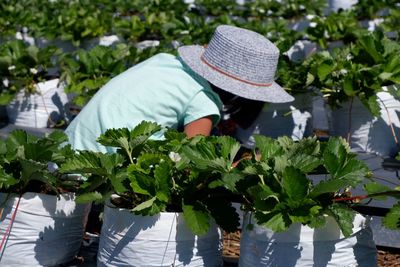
[305,10,366,49]
[59,120,400,234]
[58,119,400,235]
[0,40,61,105]
[233,136,371,237]
[59,44,131,106]
[0,130,76,195]
[307,30,400,115]
[60,121,242,235]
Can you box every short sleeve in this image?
[182,90,221,127]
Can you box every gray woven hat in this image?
[178,25,294,103]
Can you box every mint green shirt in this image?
[65,53,222,153]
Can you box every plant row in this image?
[1,121,399,236]
[1,0,399,45]
[1,1,399,108]
[1,25,399,112]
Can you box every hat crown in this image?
[202,25,279,85]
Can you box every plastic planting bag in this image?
[6,79,69,128]
[0,192,90,266]
[97,205,223,267]
[239,212,377,267]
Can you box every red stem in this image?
[0,195,22,254]
[333,195,368,202]
[333,191,400,203]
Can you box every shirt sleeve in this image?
[182,90,221,127]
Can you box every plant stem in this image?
[125,148,134,164]
[346,97,354,143]
[377,95,399,147]
[333,190,400,202]
[259,175,265,185]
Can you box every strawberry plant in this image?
[276,53,314,94]
[59,44,130,106]
[58,120,400,234]
[243,0,325,20]
[353,0,399,20]
[60,121,241,235]
[49,0,113,47]
[0,129,77,195]
[0,40,61,105]
[305,10,366,49]
[233,136,400,235]
[307,30,400,116]
[381,7,400,40]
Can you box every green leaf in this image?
[328,203,355,237]
[219,172,244,191]
[60,151,124,176]
[290,154,322,173]
[383,203,400,230]
[181,145,226,172]
[130,120,162,138]
[128,170,154,196]
[76,192,103,203]
[379,72,393,81]
[310,178,356,197]
[322,138,368,187]
[20,159,47,185]
[96,128,131,151]
[248,184,279,212]
[343,77,356,97]
[259,213,287,232]
[358,34,382,63]
[132,196,157,212]
[182,204,210,235]
[154,161,171,202]
[365,96,381,117]
[254,135,282,161]
[274,155,290,173]
[317,63,334,81]
[217,136,241,164]
[109,173,129,194]
[0,167,18,189]
[248,184,279,201]
[364,182,392,200]
[282,167,309,200]
[306,73,314,86]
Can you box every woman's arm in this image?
[184,116,213,138]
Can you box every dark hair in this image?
[210,84,265,129]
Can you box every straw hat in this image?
[178,25,294,103]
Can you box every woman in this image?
[65,25,294,152]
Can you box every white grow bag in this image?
[6,78,69,128]
[236,93,313,149]
[239,212,377,267]
[97,204,223,267]
[327,0,358,13]
[329,91,400,156]
[0,192,91,266]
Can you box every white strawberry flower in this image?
[8,65,16,71]
[30,68,38,74]
[346,54,353,61]
[2,78,9,87]
[306,14,316,20]
[309,22,317,28]
[169,152,181,163]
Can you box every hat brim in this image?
[178,45,294,103]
